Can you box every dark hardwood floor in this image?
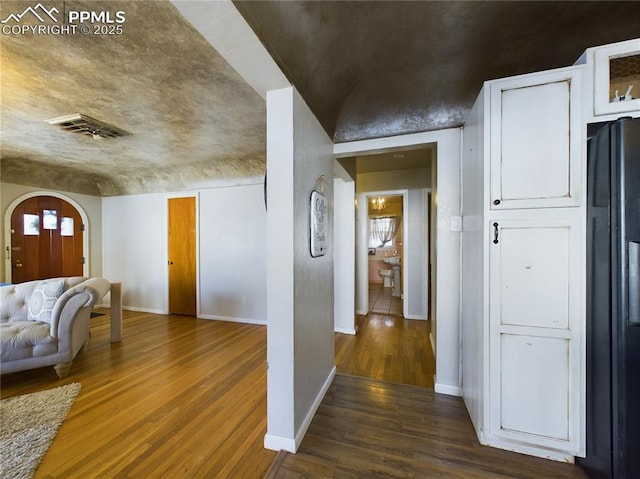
[267,374,588,479]
[273,314,588,478]
[2,308,588,478]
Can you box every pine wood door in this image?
[168,197,196,316]
[10,196,84,283]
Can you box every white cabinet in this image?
[490,68,582,209]
[488,218,582,454]
[592,39,640,117]
[491,221,575,330]
[461,64,585,463]
[499,334,570,436]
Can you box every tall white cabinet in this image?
[462,65,585,461]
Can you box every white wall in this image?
[265,86,336,452]
[102,184,267,320]
[334,128,463,396]
[356,168,430,319]
[199,186,266,323]
[461,87,488,433]
[102,192,170,313]
[1,182,103,282]
[265,87,296,448]
[334,177,356,334]
[431,130,462,396]
[407,188,429,318]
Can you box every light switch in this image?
[450,216,462,232]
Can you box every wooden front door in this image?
[168,197,196,316]
[10,196,84,283]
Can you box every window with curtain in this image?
[368,216,399,248]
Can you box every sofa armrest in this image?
[49,278,111,338]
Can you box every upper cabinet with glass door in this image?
[592,39,640,117]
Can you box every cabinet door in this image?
[593,39,640,116]
[490,68,582,210]
[488,218,583,455]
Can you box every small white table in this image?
[110,282,122,342]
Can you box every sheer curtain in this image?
[371,216,399,247]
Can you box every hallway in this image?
[270,315,588,478]
[266,374,588,479]
[335,313,434,388]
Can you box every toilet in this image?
[379,269,394,288]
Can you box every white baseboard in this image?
[334,327,356,335]
[121,305,167,314]
[92,307,267,326]
[356,309,367,316]
[264,365,337,453]
[404,314,426,320]
[264,434,296,453]
[434,380,463,397]
[198,314,266,326]
[482,434,576,463]
[293,366,336,450]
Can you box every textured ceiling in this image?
[234,1,640,142]
[356,147,433,174]
[0,0,266,196]
[1,1,640,196]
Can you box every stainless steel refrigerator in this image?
[579,116,640,478]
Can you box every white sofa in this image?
[1,276,111,378]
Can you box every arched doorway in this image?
[10,195,84,283]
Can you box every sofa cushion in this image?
[0,321,57,361]
[1,285,32,323]
[1,277,88,324]
[28,280,66,324]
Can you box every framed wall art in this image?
[310,190,327,257]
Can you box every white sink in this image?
[382,256,402,297]
[383,256,401,266]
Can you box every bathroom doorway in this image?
[367,193,404,315]
[335,131,462,394]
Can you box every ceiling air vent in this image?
[46,113,131,140]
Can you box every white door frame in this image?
[357,189,409,317]
[334,128,463,396]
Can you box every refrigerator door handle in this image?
[630,241,640,326]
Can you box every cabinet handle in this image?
[493,222,499,244]
[493,199,501,206]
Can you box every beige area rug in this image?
[1,383,81,479]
